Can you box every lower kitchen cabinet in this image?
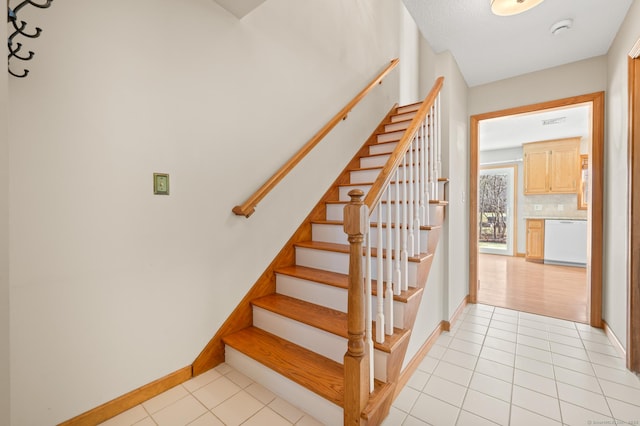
[526,219,545,262]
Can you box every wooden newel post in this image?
[343,189,370,426]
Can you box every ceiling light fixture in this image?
[491,0,544,16]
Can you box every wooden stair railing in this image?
[232,58,400,218]
[343,77,444,424]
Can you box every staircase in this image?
[195,79,447,425]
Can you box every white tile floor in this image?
[101,304,640,426]
[99,363,324,426]
[383,304,640,426]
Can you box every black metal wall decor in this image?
[7,0,53,78]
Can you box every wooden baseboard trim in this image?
[443,295,469,332]
[395,321,446,398]
[58,365,192,426]
[603,320,627,360]
[396,295,470,398]
[515,252,526,258]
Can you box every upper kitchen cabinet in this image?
[523,137,580,195]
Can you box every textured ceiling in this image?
[403,0,632,87]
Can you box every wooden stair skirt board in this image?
[194,100,448,425]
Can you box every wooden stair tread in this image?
[384,118,414,127]
[397,101,421,110]
[294,240,432,263]
[274,265,423,303]
[429,200,449,205]
[252,294,410,353]
[223,327,345,406]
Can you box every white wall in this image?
[469,56,608,116]
[399,2,420,105]
[436,52,470,320]
[404,36,469,366]
[1,13,10,426]
[8,1,401,424]
[604,0,640,350]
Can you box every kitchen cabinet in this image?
[523,138,580,195]
[526,219,545,262]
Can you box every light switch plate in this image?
[153,173,170,195]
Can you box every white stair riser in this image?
[350,164,429,184]
[295,247,418,286]
[377,130,405,143]
[225,347,343,426]
[391,111,417,123]
[253,307,391,382]
[253,307,345,365]
[275,273,408,328]
[326,203,441,224]
[370,142,397,155]
[385,121,410,132]
[312,222,429,250]
[276,274,347,312]
[350,168,381,184]
[397,104,420,115]
[374,350,389,383]
[360,154,390,168]
[339,184,431,202]
[339,184,372,201]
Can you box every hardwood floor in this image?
[477,253,588,323]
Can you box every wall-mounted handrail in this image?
[232,58,400,218]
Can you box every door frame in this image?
[478,164,517,257]
[469,92,605,328]
[627,42,640,372]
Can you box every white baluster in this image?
[420,119,427,225]
[414,132,421,255]
[375,204,384,344]
[401,153,409,292]
[435,94,442,200]
[407,139,415,257]
[393,170,402,296]
[430,104,436,203]
[385,185,394,335]
[364,221,374,392]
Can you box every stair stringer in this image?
[192,103,399,376]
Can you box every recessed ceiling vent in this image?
[550,19,573,35]
[542,117,567,126]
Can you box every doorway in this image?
[469,92,604,328]
[479,166,516,256]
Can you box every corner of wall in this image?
[1,13,10,425]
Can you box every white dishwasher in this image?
[544,220,587,267]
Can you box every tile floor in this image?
[101,304,640,425]
[383,304,640,426]
[99,362,323,426]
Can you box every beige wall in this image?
[469,56,608,116]
[404,36,469,365]
[8,1,401,424]
[437,51,470,320]
[604,0,640,350]
[1,13,9,426]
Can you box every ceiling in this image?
[479,104,591,151]
[403,0,633,87]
